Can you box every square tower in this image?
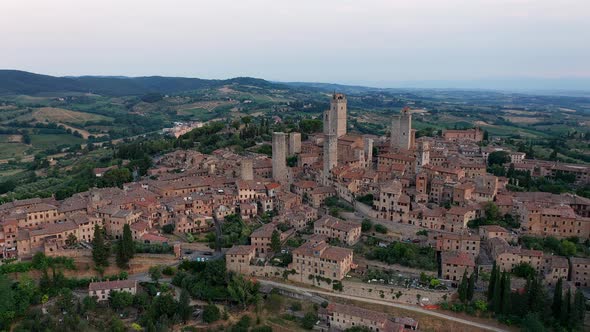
[330,93,347,137]
[272,132,288,183]
[391,107,412,150]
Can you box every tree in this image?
[0,275,17,330]
[92,225,110,267]
[178,289,191,323]
[149,265,162,284]
[270,230,281,253]
[520,313,546,332]
[500,272,511,315]
[571,289,585,330]
[203,304,220,323]
[374,224,387,234]
[560,240,576,256]
[227,274,260,309]
[484,202,502,222]
[65,233,77,247]
[109,291,134,311]
[562,287,571,327]
[116,224,135,268]
[467,273,475,301]
[512,262,536,279]
[361,219,373,232]
[162,224,174,234]
[491,269,502,313]
[458,270,469,303]
[552,278,563,320]
[488,262,497,301]
[487,151,510,166]
[300,312,317,330]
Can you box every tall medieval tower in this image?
[325,93,347,138]
[323,94,343,183]
[391,107,412,150]
[416,140,430,172]
[272,132,288,183]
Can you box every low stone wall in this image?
[341,280,452,306]
[248,265,285,278]
[45,248,91,258]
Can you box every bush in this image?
[162,266,175,276]
[290,302,302,311]
[511,262,536,279]
[374,224,387,234]
[300,312,317,330]
[361,219,373,232]
[162,224,175,234]
[203,304,221,323]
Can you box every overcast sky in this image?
[1,0,589,89]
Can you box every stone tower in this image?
[416,140,430,172]
[288,132,301,155]
[363,137,374,169]
[240,159,253,181]
[391,107,412,150]
[323,97,339,183]
[272,132,288,183]
[325,93,347,138]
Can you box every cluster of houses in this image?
[2,93,590,331]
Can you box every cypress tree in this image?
[116,224,135,268]
[488,262,497,301]
[528,277,545,314]
[467,273,475,301]
[572,289,585,330]
[122,224,135,258]
[562,288,572,328]
[552,278,563,320]
[501,272,511,315]
[492,269,502,313]
[92,225,109,267]
[458,270,469,303]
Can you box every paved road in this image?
[258,279,508,332]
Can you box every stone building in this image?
[320,302,411,332]
[442,127,483,142]
[434,232,481,257]
[570,257,590,288]
[440,251,476,283]
[289,235,353,284]
[88,279,137,302]
[313,215,361,245]
[226,245,256,274]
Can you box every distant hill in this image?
[0,70,288,96]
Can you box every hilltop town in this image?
[1,92,589,331]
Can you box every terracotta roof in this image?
[227,245,255,256]
[293,180,317,189]
[441,251,475,267]
[89,279,137,292]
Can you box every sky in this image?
[1,0,589,90]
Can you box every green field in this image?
[0,143,30,160]
[30,134,84,149]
